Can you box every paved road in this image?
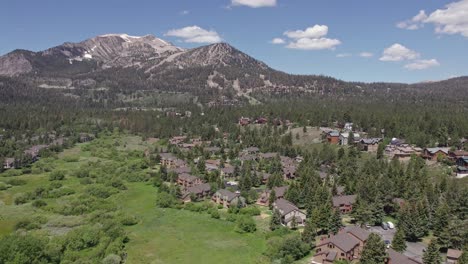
[369,226,426,263]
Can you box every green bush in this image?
[0,182,10,190]
[80,178,93,185]
[226,214,238,222]
[235,215,257,233]
[6,178,27,186]
[48,187,76,198]
[14,193,32,205]
[156,192,177,208]
[210,209,220,219]
[32,199,47,208]
[63,156,79,162]
[85,185,117,199]
[120,215,139,226]
[49,170,66,181]
[240,206,261,216]
[2,169,23,177]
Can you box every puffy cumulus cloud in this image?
[404,59,440,70]
[165,26,222,43]
[180,10,190,15]
[286,37,341,50]
[271,38,285,44]
[379,43,420,61]
[359,52,374,58]
[425,0,468,37]
[284,25,328,39]
[397,1,468,38]
[336,53,352,58]
[280,25,341,50]
[231,0,276,8]
[397,10,427,30]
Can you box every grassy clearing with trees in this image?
[0,133,272,263]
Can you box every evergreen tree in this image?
[301,219,317,245]
[269,189,276,210]
[423,239,441,264]
[392,228,407,253]
[291,216,298,230]
[270,209,282,231]
[328,209,342,235]
[360,233,387,264]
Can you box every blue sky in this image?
[1,0,467,83]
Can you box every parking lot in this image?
[369,226,426,263]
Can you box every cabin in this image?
[205,159,220,172]
[160,153,186,168]
[3,158,15,169]
[257,186,288,206]
[359,138,382,152]
[387,248,422,264]
[283,165,297,180]
[340,132,360,146]
[169,136,187,145]
[182,183,211,202]
[272,198,306,227]
[446,249,463,264]
[243,147,260,155]
[24,145,48,162]
[168,166,191,175]
[177,173,203,190]
[449,150,468,160]
[422,147,450,161]
[212,189,245,208]
[326,131,340,144]
[220,166,235,178]
[332,195,357,214]
[314,226,370,263]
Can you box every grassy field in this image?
[119,183,268,264]
[0,134,273,263]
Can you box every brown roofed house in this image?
[333,195,357,214]
[182,183,212,202]
[177,173,202,190]
[212,189,245,208]
[272,198,306,228]
[447,249,463,264]
[387,248,422,264]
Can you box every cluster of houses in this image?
[313,226,422,264]
[2,133,94,170]
[320,124,382,149]
[238,116,292,127]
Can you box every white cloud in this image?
[404,59,440,70]
[359,52,374,58]
[180,10,190,15]
[425,0,468,37]
[271,38,285,44]
[284,25,328,39]
[165,26,222,43]
[336,53,352,58]
[231,0,276,8]
[280,25,341,50]
[396,10,427,30]
[379,43,420,61]
[286,37,341,50]
[397,1,468,38]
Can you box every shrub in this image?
[102,254,122,264]
[2,169,23,177]
[240,206,261,216]
[49,170,66,181]
[120,215,139,226]
[48,187,76,198]
[48,182,63,189]
[85,185,117,199]
[14,193,31,205]
[6,178,27,186]
[156,192,177,208]
[63,156,79,162]
[80,178,93,185]
[235,215,257,233]
[0,182,10,190]
[65,226,101,251]
[210,209,220,219]
[32,199,47,208]
[15,219,41,230]
[226,214,238,222]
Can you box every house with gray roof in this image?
[272,198,306,228]
[212,189,245,208]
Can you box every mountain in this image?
[0,34,184,76]
[0,33,467,104]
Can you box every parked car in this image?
[384,240,391,249]
[381,222,388,230]
[387,221,395,229]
